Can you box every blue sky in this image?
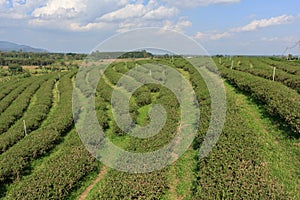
[0,0,299,55]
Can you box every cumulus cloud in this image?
[31,0,131,20]
[99,4,146,22]
[0,0,127,21]
[116,16,191,33]
[162,18,192,32]
[28,0,139,31]
[0,0,188,32]
[99,2,179,22]
[195,14,299,41]
[0,0,45,19]
[92,1,181,32]
[32,0,87,18]
[144,6,179,20]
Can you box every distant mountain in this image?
[0,41,48,53]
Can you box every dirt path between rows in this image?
[78,166,107,200]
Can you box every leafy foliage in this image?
[5,130,98,200]
[0,77,45,134]
[0,74,58,153]
[0,71,75,185]
[220,56,300,93]
[219,65,300,134]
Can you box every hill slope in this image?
[0,41,48,52]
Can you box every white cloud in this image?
[117,17,192,33]
[0,0,188,33]
[32,0,87,18]
[194,31,231,40]
[144,6,179,20]
[0,0,45,19]
[69,22,109,31]
[0,0,128,21]
[163,18,192,32]
[163,0,240,8]
[29,17,111,32]
[26,0,133,31]
[99,4,146,22]
[97,1,181,32]
[99,3,179,22]
[233,15,295,32]
[117,20,152,33]
[210,32,232,40]
[195,14,299,41]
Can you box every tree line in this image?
[0,52,86,66]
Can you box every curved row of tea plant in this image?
[4,130,99,200]
[221,57,300,93]
[0,74,58,153]
[0,77,47,134]
[219,66,300,134]
[169,57,290,199]
[91,58,295,199]
[0,80,23,101]
[0,71,75,184]
[87,59,211,199]
[262,57,300,75]
[87,76,178,199]
[173,58,291,199]
[0,78,34,114]
[192,82,288,199]
[2,69,108,199]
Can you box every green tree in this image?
[8,64,23,75]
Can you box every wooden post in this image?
[231,60,234,69]
[272,67,276,81]
[219,58,222,64]
[23,120,27,136]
